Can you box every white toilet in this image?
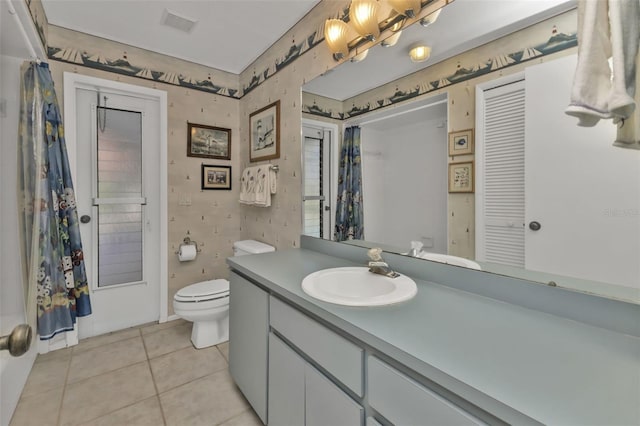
[173,240,275,349]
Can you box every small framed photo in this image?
[201,164,231,190]
[448,128,474,156]
[249,100,280,162]
[448,161,474,193]
[187,123,231,160]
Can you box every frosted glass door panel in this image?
[96,107,144,288]
[98,204,143,287]
[97,107,142,198]
[303,200,321,238]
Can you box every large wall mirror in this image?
[300,0,640,305]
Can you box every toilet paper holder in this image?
[175,237,202,254]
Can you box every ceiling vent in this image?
[161,9,198,33]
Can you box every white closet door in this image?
[524,55,639,287]
[477,80,526,267]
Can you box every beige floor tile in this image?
[160,369,249,426]
[217,341,229,362]
[74,328,141,353]
[150,345,227,393]
[218,409,263,426]
[142,323,192,359]
[21,356,70,398]
[59,361,156,426]
[67,336,147,384]
[10,386,63,426]
[140,319,188,335]
[78,396,164,426]
[35,347,73,364]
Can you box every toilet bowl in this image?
[173,279,229,348]
[173,239,275,349]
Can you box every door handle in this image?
[0,324,32,357]
[80,215,91,224]
[529,221,542,231]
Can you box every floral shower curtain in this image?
[18,62,91,340]
[334,126,364,241]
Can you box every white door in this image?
[524,55,640,287]
[302,123,334,239]
[75,88,161,338]
[476,79,526,267]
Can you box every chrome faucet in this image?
[367,248,400,278]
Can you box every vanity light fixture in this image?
[349,0,381,41]
[351,49,370,62]
[387,0,421,18]
[381,21,403,47]
[409,45,431,62]
[323,0,446,61]
[419,8,442,27]
[324,19,350,60]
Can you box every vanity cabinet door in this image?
[268,333,305,426]
[228,272,269,424]
[305,363,364,426]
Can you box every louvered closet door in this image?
[477,80,526,267]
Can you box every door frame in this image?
[475,72,524,262]
[63,72,169,323]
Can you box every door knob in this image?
[80,215,91,224]
[0,324,32,357]
[529,221,542,231]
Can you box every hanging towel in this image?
[566,0,640,141]
[614,47,640,149]
[239,165,277,207]
[269,168,277,194]
[239,167,257,205]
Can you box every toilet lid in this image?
[174,279,229,302]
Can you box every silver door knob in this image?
[0,324,32,357]
[529,221,542,231]
[80,215,91,224]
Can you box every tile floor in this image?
[10,320,263,426]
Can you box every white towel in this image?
[239,165,277,207]
[614,47,640,149]
[239,167,256,205]
[565,0,613,126]
[566,0,640,134]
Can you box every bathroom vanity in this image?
[227,236,640,426]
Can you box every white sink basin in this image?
[301,267,417,307]
[414,252,482,270]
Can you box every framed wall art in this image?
[201,164,231,190]
[187,122,231,160]
[249,100,280,162]
[448,128,474,156]
[448,161,474,193]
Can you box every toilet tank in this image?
[233,240,275,256]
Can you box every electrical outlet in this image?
[178,193,192,206]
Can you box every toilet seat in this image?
[174,279,229,303]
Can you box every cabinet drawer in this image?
[368,356,483,426]
[270,296,364,396]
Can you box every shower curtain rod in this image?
[7,0,46,63]
[345,98,448,128]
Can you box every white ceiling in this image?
[304,0,576,100]
[40,0,321,75]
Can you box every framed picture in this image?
[187,122,231,160]
[249,100,280,162]
[201,164,231,190]
[448,128,474,156]
[448,161,474,193]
